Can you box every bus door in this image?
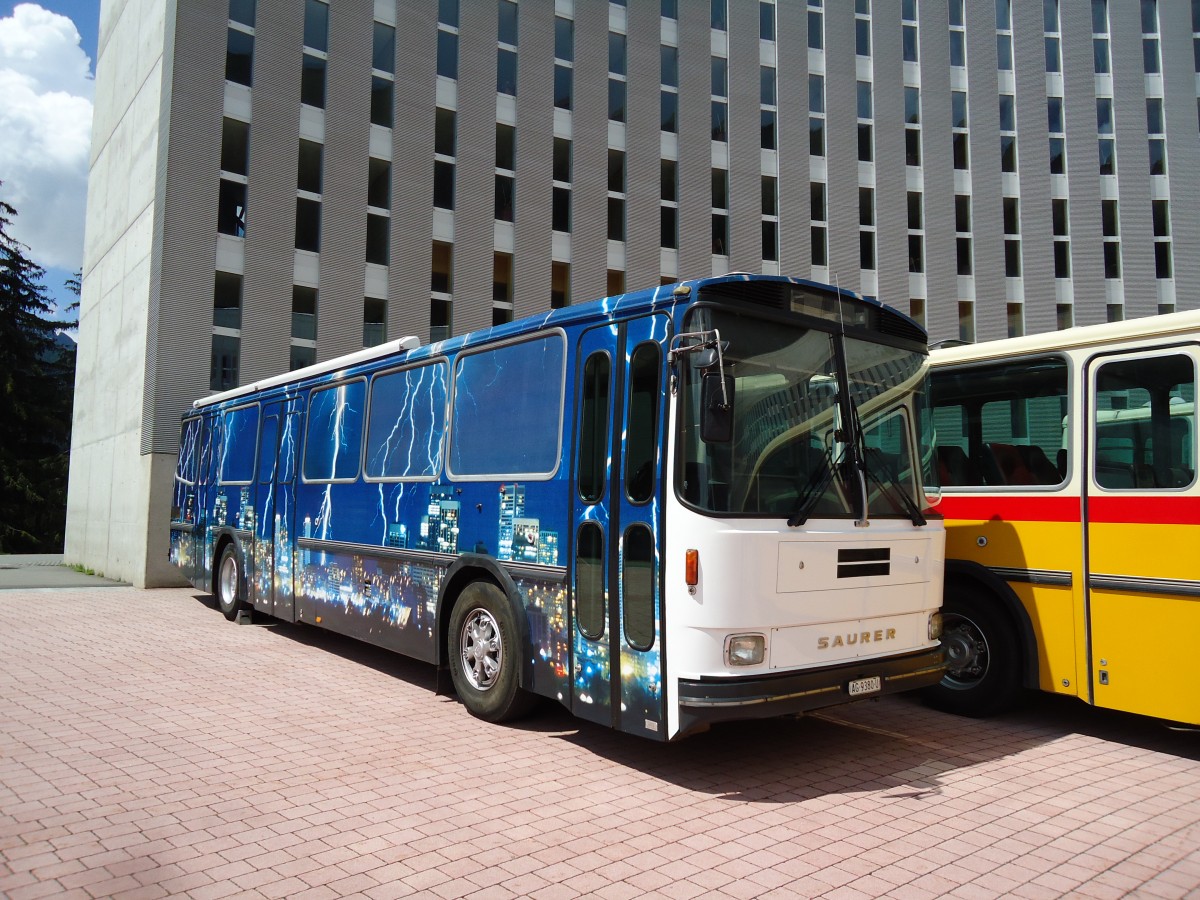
[1083,346,1200,723]
[570,316,669,739]
[271,406,302,622]
[250,403,282,614]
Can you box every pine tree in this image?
[0,191,76,552]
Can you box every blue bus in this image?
[170,274,945,741]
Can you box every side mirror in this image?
[701,372,734,444]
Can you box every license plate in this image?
[848,676,881,696]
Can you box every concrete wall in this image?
[65,0,182,587]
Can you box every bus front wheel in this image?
[447,582,535,723]
[924,586,1020,717]
[216,544,248,622]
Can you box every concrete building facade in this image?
[68,0,1200,585]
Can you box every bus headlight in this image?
[726,634,765,666]
[929,612,943,641]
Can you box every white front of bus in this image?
[664,284,945,739]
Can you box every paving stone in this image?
[1,587,1198,899]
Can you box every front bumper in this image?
[676,646,945,734]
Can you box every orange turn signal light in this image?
[685,549,699,586]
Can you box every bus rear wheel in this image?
[924,586,1020,717]
[216,544,248,622]
[448,582,535,723]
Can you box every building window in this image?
[363,297,386,347]
[952,91,968,170]
[218,180,246,237]
[762,175,779,262]
[1005,239,1021,278]
[958,301,975,343]
[292,285,317,343]
[498,0,517,45]
[226,28,253,87]
[430,298,452,343]
[662,159,678,250]
[492,252,512,304]
[295,198,320,251]
[303,0,328,51]
[554,137,570,183]
[373,21,395,73]
[949,0,966,66]
[366,214,389,265]
[497,49,517,96]
[555,16,573,109]
[432,240,452,295]
[662,91,678,133]
[859,187,875,271]
[220,118,249,176]
[1097,97,1116,176]
[760,1,775,41]
[662,44,678,89]
[711,168,728,256]
[370,77,393,127]
[552,187,570,233]
[435,107,456,157]
[210,334,239,391]
[808,4,823,51]
[213,271,242,330]
[899,86,920,166]
[368,158,390,210]
[437,27,458,80]
[810,181,827,267]
[551,261,570,308]
[495,176,514,222]
[301,54,326,108]
[661,206,678,250]
[708,101,725,142]
[433,161,454,210]
[711,0,727,31]
[1101,198,1120,279]
[809,74,824,156]
[855,12,871,56]
[229,0,255,28]
[609,79,626,123]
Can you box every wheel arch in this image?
[435,554,531,688]
[944,559,1039,690]
[211,529,246,583]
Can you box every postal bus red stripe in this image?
[938,493,1200,526]
[1087,495,1200,526]
[937,495,1080,523]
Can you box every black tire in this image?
[447,581,535,723]
[215,543,248,622]
[923,583,1021,717]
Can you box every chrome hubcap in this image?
[219,554,238,607]
[459,608,501,692]
[941,615,988,688]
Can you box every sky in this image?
[0,1,100,325]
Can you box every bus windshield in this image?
[677,304,928,519]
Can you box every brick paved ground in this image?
[1,587,1198,900]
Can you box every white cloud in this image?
[0,3,94,272]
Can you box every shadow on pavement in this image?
[190,591,1197,804]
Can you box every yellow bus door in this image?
[1084,347,1200,725]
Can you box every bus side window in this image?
[304,381,366,482]
[1094,354,1196,490]
[577,352,611,502]
[625,343,660,503]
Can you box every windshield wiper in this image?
[787,445,839,528]
[849,397,927,527]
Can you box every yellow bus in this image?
[924,310,1199,725]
